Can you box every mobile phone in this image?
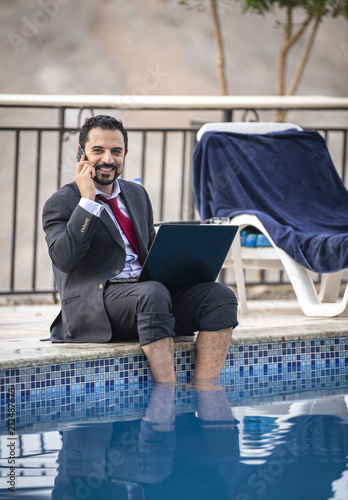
[76,147,87,162]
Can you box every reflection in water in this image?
[51,384,348,500]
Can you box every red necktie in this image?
[97,194,143,265]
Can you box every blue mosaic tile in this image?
[1,337,348,429]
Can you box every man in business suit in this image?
[42,115,238,383]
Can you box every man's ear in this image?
[125,149,128,157]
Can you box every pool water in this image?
[1,384,348,500]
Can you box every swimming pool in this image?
[0,383,348,500]
[1,336,348,499]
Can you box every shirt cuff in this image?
[79,198,104,217]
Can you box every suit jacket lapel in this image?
[96,198,125,249]
[120,183,138,228]
[119,181,148,257]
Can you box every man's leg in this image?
[194,327,233,380]
[104,281,176,383]
[142,337,176,383]
[171,282,238,382]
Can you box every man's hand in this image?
[75,155,96,200]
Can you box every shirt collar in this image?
[95,180,120,199]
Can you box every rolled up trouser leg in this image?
[170,282,238,335]
[104,280,175,346]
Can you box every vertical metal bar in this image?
[180,131,187,221]
[159,131,167,221]
[40,433,46,453]
[18,435,23,458]
[32,131,42,291]
[342,130,347,185]
[223,109,233,122]
[10,130,20,291]
[187,130,197,220]
[54,107,66,294]
[141,131,147,184]
[57,107,65,189]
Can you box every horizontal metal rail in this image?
[1,94,348,109]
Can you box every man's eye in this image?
[112,150,122,156]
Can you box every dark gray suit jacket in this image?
[42,180,156,342]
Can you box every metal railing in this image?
[1,95,347,296]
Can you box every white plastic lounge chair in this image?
[195,122,348,317]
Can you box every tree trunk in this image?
[209,0,228,95]
[287,17,320,96]
[277,6,292,98]
[276,8,313,122]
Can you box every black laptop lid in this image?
[139,224,238,285]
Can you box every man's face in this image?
[84,127,127,188]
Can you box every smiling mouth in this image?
[96,165,115,173]
[94,163,122,184]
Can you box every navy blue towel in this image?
[192,129,348,274]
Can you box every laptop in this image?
[112,223,238,286]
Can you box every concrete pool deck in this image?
[1,300,348,370]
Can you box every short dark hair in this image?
[79,115,128,151]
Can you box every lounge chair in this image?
[193,122,348,317]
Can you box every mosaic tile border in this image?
[1,337,348,430]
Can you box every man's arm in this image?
[42,155,102,273]
[42,188,100,274]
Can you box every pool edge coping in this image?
[2,325,348,370]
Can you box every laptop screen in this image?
[139,223,238,285]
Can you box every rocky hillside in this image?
[1,0,347,113]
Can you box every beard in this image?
[95,162,122,185]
